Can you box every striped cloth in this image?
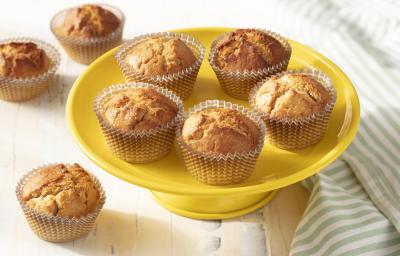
[263,0,400,255]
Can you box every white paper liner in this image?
[115,32,205,99]
[208,28,292,100]
[176,100,266,185]
[94,82,184,163]
[16,163,106,242]
[0,38,60,102]
[50,3,125,64]
[249,69,337,149]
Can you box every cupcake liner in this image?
[0,38,60,102]
[249,69,337,149]
[50,4,125,64]
[176,100,266,185]
[94,82,184,163]
[115,32,205,100]
[16,163,106,242]
[208,29,292,100]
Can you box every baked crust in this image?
[22,164,100,218]
[182,108,260,154]
[215,29,287,71]
[59,4,120,38]
[101,88,178,131]
[254,74,330,118]
[0,42,49,78]
[124,36,196,76]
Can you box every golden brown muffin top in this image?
[0,42,49,78]
[214,29,287,71]
[254,74,330,118]
[101,88,178,131]
[22,164,100,218]
[124,36,197,76]
[59,4,120,38]
[182,108,260,154]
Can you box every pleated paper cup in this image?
[249,69,337,150]
[50,4,125,64]
[0,38,60,102]
[94,82,184,163]
[115,32,205,100]
[176,100,265,185]
[209,29,291,100]
[16,164,106,243]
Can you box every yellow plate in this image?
[66,27,360,219]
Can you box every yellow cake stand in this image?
[66,27,360,220]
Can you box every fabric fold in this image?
[260,0,400,255]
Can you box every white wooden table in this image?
[0,1,310,255]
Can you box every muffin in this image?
[209,28,291,100]
[0,38,60,102]
[115,32,205,99]
[177,100,265,185]
[249,69,336,149]
[16,163,105,242]
[51,4,124,64]
[95,82,183,163]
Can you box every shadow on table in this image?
[58,209,171,255]
[43,73,78,108]
[4,73,78,111]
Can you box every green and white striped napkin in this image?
[263,0,400,255]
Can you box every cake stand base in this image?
[151,190,278,220]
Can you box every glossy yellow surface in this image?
[151,190,278,220]
[66,27,360,219]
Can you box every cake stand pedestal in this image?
[151,190,278,219]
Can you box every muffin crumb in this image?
[215,29,287,71]
[124,36,196,76]
[101,88,178,131]
[255,74,330,118]
[182,108,259,154]
[60,4,120,38]
[22,164,100,218]
[0,42,49,78]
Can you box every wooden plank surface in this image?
[264,184,310,255]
